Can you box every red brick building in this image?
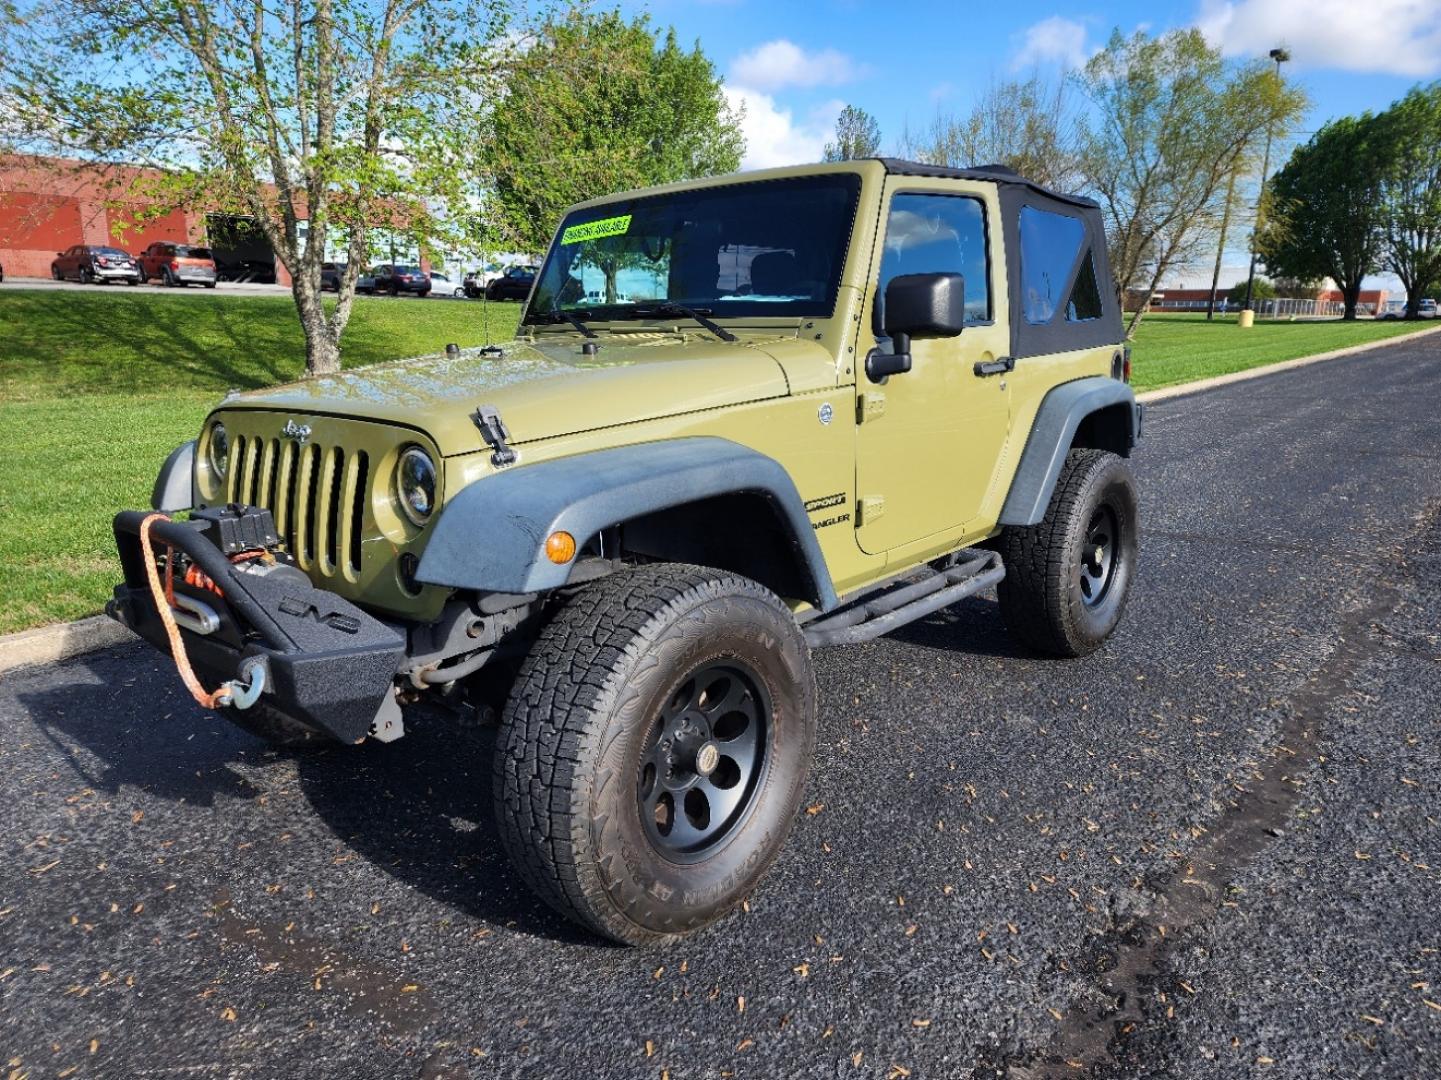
[0,156,302,284]
[1129,285,1389,316]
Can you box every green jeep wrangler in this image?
[110,158,1141,945]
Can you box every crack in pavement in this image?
[974,501,1441,1080]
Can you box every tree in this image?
[487,9,743,267]
[1375,84,1441,317]
[1075,29,1308,335]
[1261,116,1388,320]
[1227,277,1275,306]
[2,0,513,376]
[895,75,1079,189]
[822,105,881,162]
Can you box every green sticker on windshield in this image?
[561,214,632,246]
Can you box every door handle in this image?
[974,356,1015,377]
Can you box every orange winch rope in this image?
[138,513,231,710]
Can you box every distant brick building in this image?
[0,155,306,284]
[0,155,432,286]
[1127,285,1389,316]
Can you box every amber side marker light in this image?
[545,530,577,564]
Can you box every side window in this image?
[1019,206,1085,324]
[1066,249,1104,322]
[878,193,990,326]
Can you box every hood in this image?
[221,331,798,456]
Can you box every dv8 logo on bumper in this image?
[278,596,361,634]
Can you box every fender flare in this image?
[998,377,1141,527]
[416,437,840,610]
[151,440,196,512]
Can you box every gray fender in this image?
[151,440,196,512]
[416,437,840,610]
[998,377,1140,527]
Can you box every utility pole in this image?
[1242,47,1290,318]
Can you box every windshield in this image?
[527,174,862,324]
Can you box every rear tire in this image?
[494,564,817,945]
[997,448,1139,658]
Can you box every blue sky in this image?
[632,0,1439,169]
[628,0,1441,288]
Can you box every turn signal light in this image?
[544,530,577,564]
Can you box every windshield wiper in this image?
[633,303,738,342]
[539,302,597,339]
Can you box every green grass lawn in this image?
[0,289,1433,634]
[1127,312,1429,392]
[0,289,521,634]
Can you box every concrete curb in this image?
[0,615,136,675]
[1135,323,1441,404]
[3,322,1438,673]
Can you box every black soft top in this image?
[871,158,1122,357]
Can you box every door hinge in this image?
[471,405,517,466]
[858,495,885,525]
[856,391,886,424]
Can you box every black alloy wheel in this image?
[637,660,769,861]
[997,448,1139,657]
[494,563,817,945]
[1079,503,1121,608]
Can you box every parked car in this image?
[51,245,141,285]
[1420,299,1438,319]
[360,264,431,297]
[1379,300,1406,320]
[320,262,347,292]
[429,271,465,298]
[136,242,218,288]
[484,264,538,301]
[0,259,5,283]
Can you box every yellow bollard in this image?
[1238,309,1255,328]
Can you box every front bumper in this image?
[108,510,408,743]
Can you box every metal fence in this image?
[1149,297,1365,318]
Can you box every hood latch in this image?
[471,405,518,467]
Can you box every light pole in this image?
[1242,47,1290,318]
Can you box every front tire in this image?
[997,448,1139,658]
[494,564,817,945]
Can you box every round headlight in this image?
[207,421,230,478]
[395,447,437,526]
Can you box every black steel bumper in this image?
[108,510,408,743]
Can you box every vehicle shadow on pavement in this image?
[18,644,297,807]
[15,644,601,944]
[292,713,605,947]
[885,593,1024,657]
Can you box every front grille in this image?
[227,435,369,583]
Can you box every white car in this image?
[429,271,466,298]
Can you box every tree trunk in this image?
[1342,279,1362,321]
[1207,170,1239,321]
[292,273,342,375]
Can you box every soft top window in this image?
[1019,206,1086,325]
[1066,249,1104,322]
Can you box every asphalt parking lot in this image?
[3,339,1440,1080]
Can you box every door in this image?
[855,183,1012,555]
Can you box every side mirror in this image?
[866,272,966,382]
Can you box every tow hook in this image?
[216,656,267,710]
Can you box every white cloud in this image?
[1010,16,1092,72]
[1196,0,1441,76]
[729,39,862,91]
[724,86,841,170]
